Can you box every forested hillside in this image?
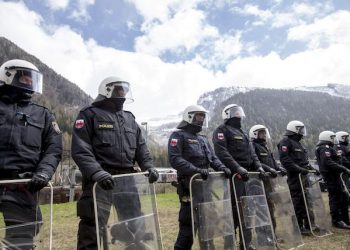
[208,88,350,157]
[0,37,93,149]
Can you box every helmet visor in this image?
[296,126,307,136]
[9,68,43,93]
[190,112,208,128]
[331,135,339,145]
[228,106,246,119]
[256,128,271,141]
[108,81,134,103]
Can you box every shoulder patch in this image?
[325,151,331,157]
[281,146,288,152]
[217,133,224,140]
[52,121,61,134]
[170,138,178,147]
[75,119,85,129]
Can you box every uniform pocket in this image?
[95,121,116,146]
[22,120,44,148]
[125,127,137,149]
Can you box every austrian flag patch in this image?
[75,119,85,129]
[217,133,224,140]
[281,146,288,152]
[170,138,178,147]
[325,151,331,157]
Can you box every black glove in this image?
[268,168,278,178]
[300,169,310,175]
[278,167,287,176]
[148,168,159,183]
[222,168,232,178]
[27,172,50,192]
[236,167,249,182]
[258,167,269,180]
[92,170,115,190]
[199,169,209,180]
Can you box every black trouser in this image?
[77,176,146,250]
[287,174,311,229]
[324,174,349,224]
[0,185,42,250]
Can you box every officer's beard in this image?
[93,98,125,112]
[226,117,242,129]
[0,85,32,103]
[183,123,202,135]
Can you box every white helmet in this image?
[286,120,306,136]
[222,104,245,121]
[94,76,134,103]
[336,131,349,143]
[177,105,208,128]
[0,59,43,94]
[319,131,338,144]
[249,124,271,140]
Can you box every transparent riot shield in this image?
[299,172,332,237]
[0,179,53,250]
[93,173,163,250]
[189,172,235,250]
[340,173,350,198]
[232,173,276,250]
[266,176,304,249]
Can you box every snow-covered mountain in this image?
[197,86,255,113]
[295,83,350,99]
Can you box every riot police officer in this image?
[316,131,350,229]
[71,76,159,250]
[168,105,231,250]
[213,104,267,250]
[277,120,318,234]
[0,59,62,248]
[336,131,350,189]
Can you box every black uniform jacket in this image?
[252,141,279,170]
[315,142,347,174]
[278,136,309,174]
[0,96,62,178]
[168,130,226,178]
[71,105,153,179]
[212,124,262,172]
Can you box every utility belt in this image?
[103,166,142,175]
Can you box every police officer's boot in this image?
[333,220,350,229]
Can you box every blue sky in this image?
[1,0,350,120]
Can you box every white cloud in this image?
[42,0,70,10]
[1,1,350,121]
[134,8,218,56]
[70,0,95,22]
[288,10,350,49]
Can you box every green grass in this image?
[2,190,349,249]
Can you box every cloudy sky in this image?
[1,0,350,121]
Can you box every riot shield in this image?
[299,173,332,237]
[189,172,235,250]
[93,173,163,250]
[0,179,53,250]
[266,176,304,249]
[232,173,276,250]
[340,173,350,198]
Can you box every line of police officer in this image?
[1,59,349,250]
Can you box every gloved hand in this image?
[148,168,159,183]
[268,168,278,178]
[222,168,232,178]
[278,167,287,176]
[92,170,115,190]
[27,172,50,192]
[258,167,269,180]
[314,169,321,176]
[237,167,249,182]
[199,169,209,180]
[300,169,310,175]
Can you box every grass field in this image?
[3,190,348,249]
